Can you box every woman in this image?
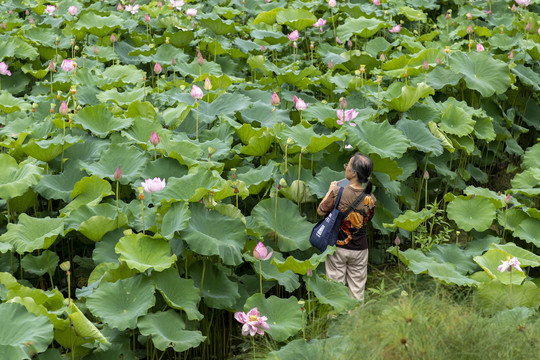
[317,153,376,302]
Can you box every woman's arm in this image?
[317,181,338,216]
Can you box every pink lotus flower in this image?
[154,62,162,74]
[467,25,473,34]
[191,85,203,100]
[144,13,150,23]
[292,94,298,104]
[61,59,75,72]
[497,257,523,273]
[125,4,140,14]
[423,60,429,71]
[515,0,530,6]
[271,91,280,107]
[158,0,163,7]
[59,101,69,116]
[234,308,271,336]
[45,5,55,16]
[68,6,77,16]
[253,241,273,260]
[287,30,299,42]
[94,46,99,55]
[328,0,337,7]
[372,0,380,5]
[117,3,123,11]
[186,8,197,16]
[111,33,116,43]
[508,50,514,59]
[476,43,484,52]
[0,62,11,76]
[295,98,308,111]
[150,131,160,146]
[114,166,122,181]
[141,177,166,193]
[336,109,358,125]
[389,24,401,33]
[313,18,327,32]
[170,0,185,10]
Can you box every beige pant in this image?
[325,247,368,302]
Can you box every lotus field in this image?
[0,0,539,358]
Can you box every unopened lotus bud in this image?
[25,9,30,16]
[145,13,150,23]
[204,77,212,90]
[394,236,400,245]
[114,166,122,180]
[307,268,313,277]
[150,131,160,146]
[154,62,162,74]
[60,261,71,272]
[29,17,34,25]
[511,4,516,11]
[505,194,512,204]
[525,22,531,32]
[339,97,347,109]
[197,50,204,66]
[328,61,334,69]
[261,45,266,52]
[423,60,429,71]
[111,33,116,43]
[70,85,77,94]
[287,137,295,145]
[436,57,441,65]
[49,61,56,72]
[59,101,69,116]
[380,53,385,62]
[423,170,429,180]
[117,2,123,11]
[74,45,79,52]
[467,25,473,34]
[171,58,176,66]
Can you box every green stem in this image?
[274,189,278,248]
[259,260,263,294]
[141,199,145,235]
[47,251,54,288]
[196,103,199,140]
[200,258,206,296]
[297,152,302,211]
[116,181,119,227]
[251,336,255,360]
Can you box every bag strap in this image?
[333,187,344,210]
[342,191,368,218]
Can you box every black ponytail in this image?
[350,153,373,194]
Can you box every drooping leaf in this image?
[0,214,64,254]
[307,274,358,312]
[0,154,43,200]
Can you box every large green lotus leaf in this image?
[447,197,496,232]
[181,203,246,266]
[244,293,302,342]
[115,234,176,273]
[522,143,540,170]
[427,244,477,275]
[236,162,276,195]
[251,198,312,252]
[21,251,59,277]
[0,214,63,254]
[510,168,540,194]
[239,128,274,157]
[63,136,110,165]
[96,87,145,106]
[337,17,386,39]
[0,155,43,200]
[189,261,240,309]
[473,117,496,142]
[384,208,432,232]
[307,274,358,313]
[199,13,236,34]
[279,125,341,154]
[138,310,205,352]
[253,7,282,25]
[92,230,123,265]
[151,167,221,203]
[277,67,321,90]
[99,65,145,89]
[60,175,114,214]
[34,167,85,202]
[0,242,12,254]
[87,262,137,286]
[275,8,317,31]
[121,116,164,149]
[240,101,291,127]
[384,82,434,112]
[475,280,540,314]
[71,12,123,37]
[438,103,476,137]
[500,209,540,246]
[267,337,347,359]
[86,275,155,331]
[272,246,336,275]
[151,268,203,321]
[463,186,505,208]
[395,119,443,156]
[244,251,300,292]
[140,158,188,182]
[64,204,128,242]
[347,120,410,160]
[0,91,32,114]
[74,104,134,138]
[307,167,343,199]
[80,143,148,185]
[490,243,540,267]
[474,249,525,285]
[0,302,54,358]
[426,66,463,89]
[160,201,191,240]
[125,199,157,234]
[21,134,82,163]
[448,52,510,97]
[511,64,540,92]
[162,138,202,167]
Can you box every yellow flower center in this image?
[250,315,258,322]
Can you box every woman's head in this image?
[346,152,373,193]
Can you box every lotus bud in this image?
[287,137,295,145]
[508,50,514,59]
[144,13,150,23]
[444,46,450,54]
[48,61,56,72]
[165,37,170,44]
[347,39,352,47]
[60,261,71,272]
[70,38,74,46]
[423,60,429,72]
[150,131,160,146]
[307,268,313,277]
[59,101,69,116]
[158,0,163,7]
[117,2,123,11]
[511,4,516,11]
[70,85,77,95]
[328,60,334,69]
[360,64,366,73]
[467,25,473,34]
[204,76,212,90]
[114,166,122,180]
[25,9,30,16]
[29,17,34,25]
[171,57,176,66]
[111,33,116,43]
[197,50,204,66]
[423,170,429,180]
[154,62,162,74]
[471,194,475,199]
[436,57,442,65]
[380,53,385,62]
[394,236,401,245]
[261,45,266,52]
[376,75,383,84]
[505,194,512,204]
[339,97,347,109]
[271,91,280,107]
[525,22,531,32]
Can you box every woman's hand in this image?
[328,181,338,193]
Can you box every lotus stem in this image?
[61,119,65,172]
[274,187,278,247]
[297,152,302,212]
[307,277,311,323]
[284,144,288,173]
[116,181,119,227]
[46,251,54,288]
[251,336,255,360]
[154,145,157,161]
[196,102,199,140]
[6,198,9,224]
[141,198,145,235]
[259,260,263,294]
[502,205,507,243]
[200,258,206,296]
[50,71,53,96]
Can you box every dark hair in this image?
[350,152,373,194]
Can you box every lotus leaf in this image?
[74,104,134,138]
[275,8,317,31]
[396,119,443,156]
[87,262,137,286]
[489,243,540,267]
[21,251,59,277]
[476,280,540,314]
[96,87,145,105]
[463,186,505,208]
[181,203,246,266]
[279,125,341,154]
[0,154,43,200]
[60,175,114,214]
[160,201,191,240]
[0,90,32,114]
[0,214,63,254]
[337,17,386,39]
[347,120,410,160]
[237,162,276,195]
[244,293,303,341]
[66,301,108,344]
[474,249,525,285]
[384,82,434,112]
[307,274,358,312]
[34,167,86,202]
[92,230,123,265]
[384,208,432,232]
[272,246,336,275]
[500,209,540,247]
[65,203,128,242]
[115,233,177,273]
[522,143,540,170]
[138,310,205,352]
[447,196,496,232]
[0,302,54,359]
[151,269,203,321]
[86,275,155,331]
[189,261,240,309]
[307,167,344,198]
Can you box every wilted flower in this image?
[497,257,523,273]
[170,0,185,10]
[154,62,162,74]
[389,24,401,33]
[141,177,166,193]
[68,6,77,16]
[234,308,271,336]
[372,0,380,5]
[59,101,69,116]
[271,91,280,107]
[204,77,212,90]
[186,8,197,16]
[191,85,203,100]
[287,30,299,42]
[45,5,56,16]
[336,36,343,44]
[0,62,11,76]
[61,59,75,72]
[114,166,122,181]
[150,131,160,146]
[476,43,485,52]
[295,98,308,111]
[253,241,273,260]
[313,18,327,32]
